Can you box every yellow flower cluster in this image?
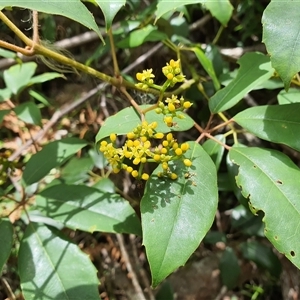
[162,59,185,87]
[99,121,192,180]
[135,59,185,90]
[135,68,155,90]
[156,95,193,127]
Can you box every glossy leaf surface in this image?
[277,88,300,104]
[117,25,167,48]
[233,103,300,152]
[209,52,274,113]
[0,1,104,42]
[155,0,233,25]
[18,223,99,300]
[192,47,220,90]
[0,219,13,274]
[14,101,42,125]
[262,0,300,89]
[4,62,37,95]
[36,184,141,235]
[95,105,194,143]
[205,1,233,26]
[141,141,218,287]
[95,1,126,30]
[23,137,87,185]
[229,147,300,269]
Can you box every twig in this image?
[129,234,155,300]
[116,234,147,300]
[1,277,16,300]
[8,42,163,161]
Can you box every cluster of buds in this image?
[156,94,192,127]
[135,69,155,90]
[99,59,193,181]
[162,59,185,87]
[99,121,192,181]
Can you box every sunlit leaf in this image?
[192,47,220,90]
[95,0,125,30]
[209,52,274,113]
[262,0,300,90]
[18,223,100,300]
[117,25,167,48]
[229,147,300,269]
[95,105,194,144]
[277,88,300,104]
[0,1,104,43]
[3,62,37,95]
[14,101,42,125]
[204,1,233,26]
[36,184,141,235]
[233,103,300,152]
[141,141,218,287]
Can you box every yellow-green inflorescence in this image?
[99,59,193,180]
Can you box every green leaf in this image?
[155,281,174,300]
[23,137,87,185]
[95,105,194,144]
[240,241,282,278]
[220,247,240,289]
[0,109,10,123]
[0,1,104,43]
[95,0,125,30]
[233,103,300,152]
[209,52,274,113]
[155,0,201,21]
[277,88,300,104]
[18,223,100,300]
[192,46,220,90]
[117,25,168,48]
[4,62,37,95]
[141,141,218,287]
[0,218,13,274]
[60,156,94,184]
[28,72,64,85]
[229,147,300,270]
[262,0,300,90]
[204,1,233,26]
[0,87,12,102]
[0,48,17,59]
[14,101,42,125]
[155,0,232,25]
[36,184,141,235]
[202,134,225,171]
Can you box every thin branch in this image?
[8,41,163,161]
[116,234,147,300]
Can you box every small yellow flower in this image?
[168,103,176,112]
[183,159,192,167]
[183,101,192,109]
[110,133,117,142]
[141,173,149,180]
[181,143,189,151]
[132,170,139,177]
[170,173,178,180]
[154,132,164,139]
[175,148,182,156]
